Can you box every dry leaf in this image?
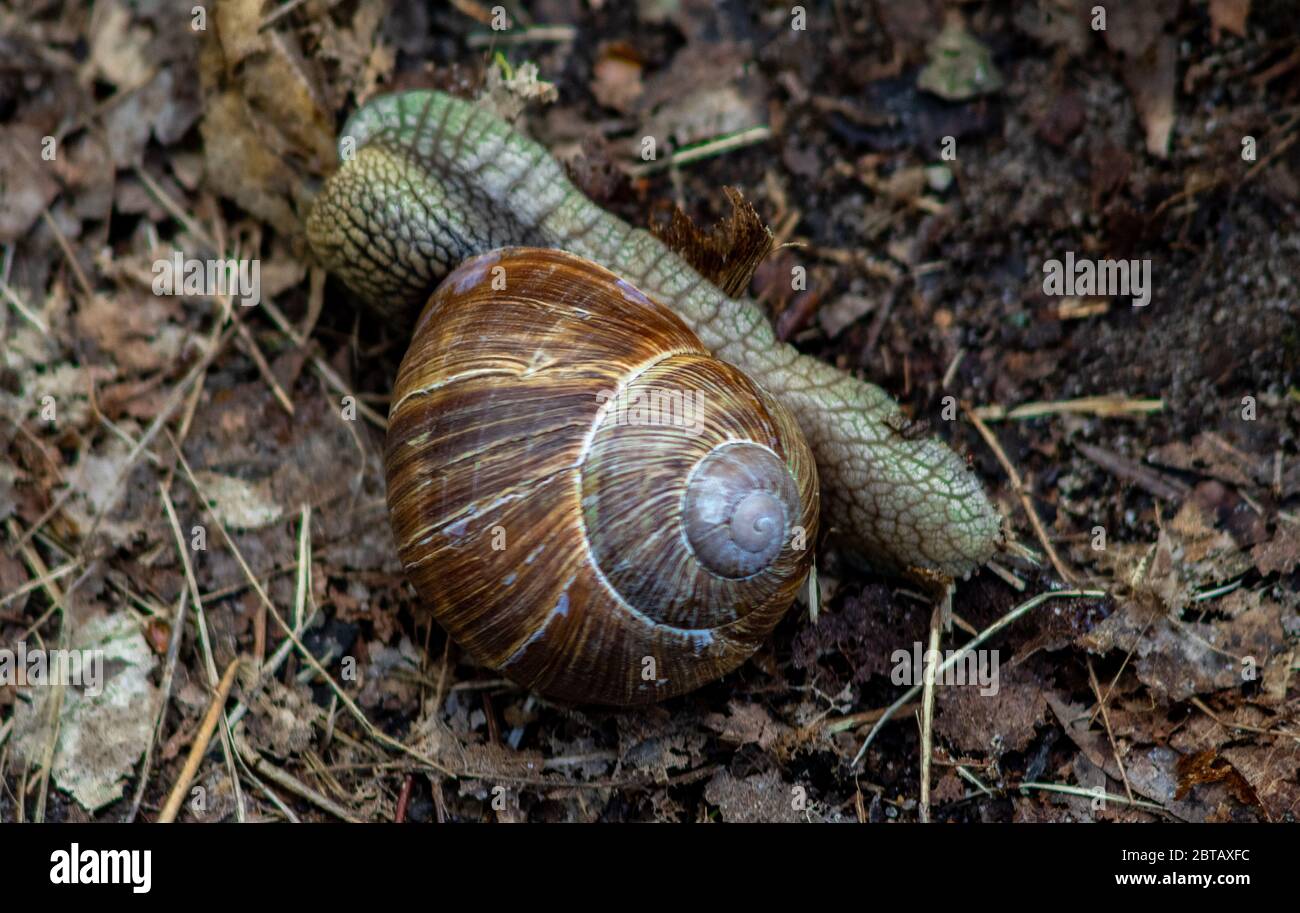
[703,769,805,823]
[1103,2,1179,158]
[592,43,644,113]
[0,125,61,243]
[12,613,161,811]
[1209,0,1250,42]
[650,188,773,298]
[192,470,285,530]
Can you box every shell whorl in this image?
[683,443,798,579]
[384,247,819,705]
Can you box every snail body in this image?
[386,248,818,704]
[308,90,1002,583]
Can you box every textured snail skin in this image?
[386,248,818,704]
[307,90,1002,579]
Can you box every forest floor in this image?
[0,0,1297,822]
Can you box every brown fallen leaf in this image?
[0,125,61,243]
[591,42,644,113]
[1209,0,1251,42]
[1175,749,1263,813]
[1221,741,1300,821]
[88,0,155,91]
[935,665,1047,756]
[1103,1,1180,158]
[702,700,789,753]
[1080,592,1288,703]
[651,187,774,298]
[1148,431,1276,491]
[703,769,806,823]
[1252,521,1300,576]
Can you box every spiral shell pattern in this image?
[385,248,819,704]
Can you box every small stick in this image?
[941,348,965,389]
[126,587,189,823]
[466,24,578,47]
[0,279,51,337]
[236,322,294,415]
[972,396,1163,422]
[159,481,247,820]
[1018,781,1166,813]
[396,773,415,823]
[238,745,361,823]
[6,517,75,823]
[1086,656,1133,803]
[984,558,1026,591]
[964,404,1078,584]
[158,658,241,823]
[1190,696,1283,737]
[628,127,773,178]
[257,295,388,429]
[0,559,81,609]
[40,209,94,299]
[956,765,995,797]
[917,587,950,823]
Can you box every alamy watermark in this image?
[0,641,103,696]
[152,252,261,307]
[595,386,706,434]
[1042,251,1151,307]
[50,844,151,893]
[891,642,1000,696]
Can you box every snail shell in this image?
[385,248,819,705]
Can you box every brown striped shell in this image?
[385,248,819,705]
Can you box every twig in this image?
[235,322,294,415]
[227,506,314,729]
[1190,696,1286,737]
[396,773,415,823]
[158,658,241,823]
[984,558,1026,591]
[238,743,361,823]
[941,348,965,389]
[1074,441,1188,502]
[259,0,307,30]
[257,296,388,429]
[158,481,247,821]
[964,403,1078,584]
[40,209,94,299]
[973,396,1163,422]
[1018,781,1166,813]
[628,126,773,178]
[465,24,578,47]
[917,586,951,823]
[1087,624,1154,730]
[229,745,299,823]
[5,518,73,823]
[135,166,220,252]
[0,279,51,337]
[955,765,994,797]
[126,587,189,823]
[1086,656,1133,802]
[0,558,81,609]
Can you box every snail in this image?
[384,247,819,703]
[306,90,1003,704]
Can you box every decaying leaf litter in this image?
[0,0,1296,822]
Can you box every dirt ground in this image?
[0,0,1297,823]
